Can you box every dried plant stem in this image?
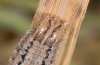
[33,0,89,65]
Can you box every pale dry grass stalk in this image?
[32,0,89,65]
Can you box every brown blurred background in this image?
[0,0,100,65]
